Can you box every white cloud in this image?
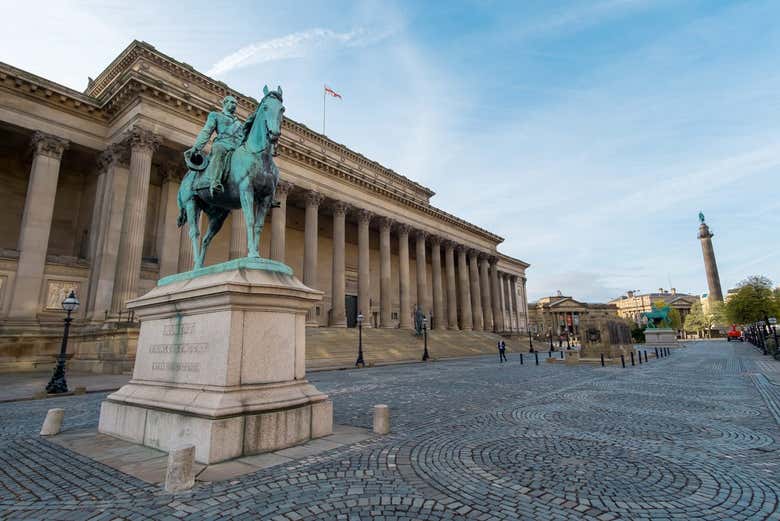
[208,27,393,77]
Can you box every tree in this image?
[724,275,780,324]
[684,301,710,338]
[668,308,682,331]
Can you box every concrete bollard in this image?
[164,444,195,493]
[373,404,390,435]
[40,408,64,436]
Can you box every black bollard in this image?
[520,353,524,365]
[655,347,659,359]
[560,350,564,360]
[630,351,635,366]
[548,350,552,358]
[535,351,539,366]
[638,351,642,364]
[621,354,625,368]
[600,353,605,367]
[643,351,648,363]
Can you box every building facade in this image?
[0,41,529,372]
[529,294,618,338]
[610,289,698,325]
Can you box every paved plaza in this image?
[1,341,779,520]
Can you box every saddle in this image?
[192,149,235,192]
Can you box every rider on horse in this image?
[187,95,245,195]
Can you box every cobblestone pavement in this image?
[1,341,779,520]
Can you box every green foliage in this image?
[625,318,645,343]
[668,307,682,331]
[684,301,710,336]
[724,275,780,324]
[709,301,727,327]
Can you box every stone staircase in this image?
[305,327,529,370]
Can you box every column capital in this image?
[275,180,294,197]
[127,127,160,153]
[378,216,393,231]
[331,200,350,216]
[415,229,428,242]
[455,244,468,254]
[30,131,68,160]
[442,239,457,251]
[304,190,324,208]
[429,235,442,247]
[395,222,412,235]
[467,248,480,259]
[478,251,490,262]
[488,255,499,265]
[509,274,518,282]
[357,208,374,224]
[97,142,130,172]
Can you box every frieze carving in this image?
[30,131,69,160]
[44,280,80,311]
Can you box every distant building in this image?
[610,288,698,325]
[529,293,618,337]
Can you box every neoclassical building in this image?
[529,294,617,338]
[0,41,529,372]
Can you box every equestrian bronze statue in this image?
[177,85,284,270]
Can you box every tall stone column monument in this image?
[697,212,723,303]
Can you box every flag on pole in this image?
[324,85,342,99]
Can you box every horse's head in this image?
[260,85,284,144]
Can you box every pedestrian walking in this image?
[498,340,508,363]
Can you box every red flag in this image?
[324,85,342,99]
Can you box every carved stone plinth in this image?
[644,328,677,346]
[98,258,332,464]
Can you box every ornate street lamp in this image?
[355,312,365,367]
[422,316,430,361]
[45,290,80,394]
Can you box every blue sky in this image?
[2,0,778,302]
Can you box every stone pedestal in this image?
[98,258,333,464]
[644,328,677,346]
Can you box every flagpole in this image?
[322,85,326,135]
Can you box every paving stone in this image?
[0,342,778,520]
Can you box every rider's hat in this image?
[184,149,209,171]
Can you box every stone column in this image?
[8,132,69,318]
[479,254,493,332]
[499,273,509,331]
[86,143,130,320]
[468,250,484,330]
[430,236,444,330]
[489,258,504,332]
[330,201,348,327]
[229,209,247,259]
[520,276,529,331]
[510,275,520,332]
[415,231,428,315]
[502,274,515,332]
[270,180,293,262]
[357,209,373,326]
[397,224,411,329]
[304,191,323,325]
[111,128,159,314]
[379,217,392,328]
[444,241,458,330]
[157,168,182,277]
[457,246,473,330]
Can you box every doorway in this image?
[345,295,358,328]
